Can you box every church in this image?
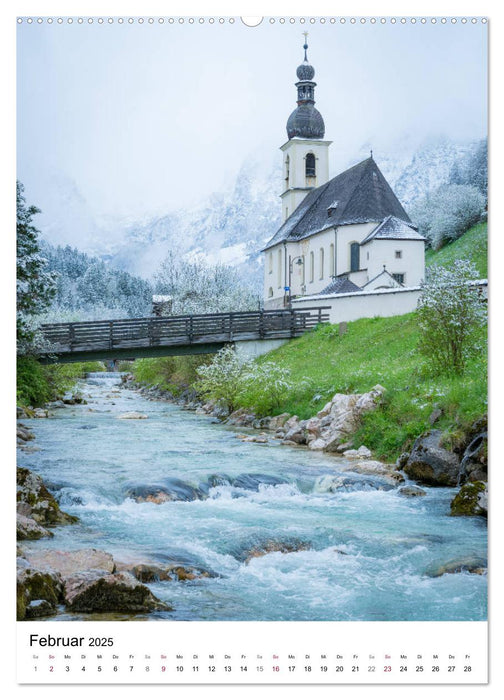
[263,38,426,310]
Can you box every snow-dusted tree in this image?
[195,345,248,413]
[16,182,57,352]
[410,183,485,251]
[154,253,259,315]
[449,138,488,200]
[417,260,486,375]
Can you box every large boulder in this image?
[450,481,488,517]
[124,478,206,503]
[17,468,78,527]
[27,548,115,576]
[64,571,170,613]
[17,513,53,540]
[307,385,386,452]
[17,566,64,620]
[403,431,460,486]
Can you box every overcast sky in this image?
[17,17,487,222]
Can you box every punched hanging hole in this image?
[241,17,264,27]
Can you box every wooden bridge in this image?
[39,307,330,363]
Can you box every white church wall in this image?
[336,222,378,276]
[363,238,426,287]
[292,286,422,324]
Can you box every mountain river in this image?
[18,373,487,621]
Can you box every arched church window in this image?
[305,153,316,178]
[329,243,335,276]
[268,286,274,298]
[350,242,360,272]
[268,252,273,274]
[278,249,282,288]
[319,248,324,279]
[309,251,315,283]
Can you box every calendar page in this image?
[14,4,489,687]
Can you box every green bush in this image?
[16,358,98,407]
[132,354,212,395]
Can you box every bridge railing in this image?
[40,307,330,354]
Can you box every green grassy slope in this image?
[426,221,487,277]
[258,315,486,459]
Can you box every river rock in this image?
[118,411,148,419]
[64,571,171,613]
[398,486,427,497]
[27,548,115,576]
[343,445,372,459]
[241,434,269,444]
[131,564,173,582]
[425,556,487,578]
[237,539,311,564]
[340,460,404,483]
[315,473,398,493]
[396,452,410,469]
[17,513,54,540]
[459,432,488,484]
[267,413,291,430]
[450,481,488,517]
[232,473,290,491]
[124,478,206,503]
[226,408,256,427]
[33,408,49,418]
[206,474,232,488]
[17,567,64,620]
[17,424,35,442]
[17,467,78,527]
[403,430,460,486]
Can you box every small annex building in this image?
[263,38,426,310]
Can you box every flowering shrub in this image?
[417,260,487,375]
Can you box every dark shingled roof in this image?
[319,277,362,295]
[361,215,425,244]
[263,157,412,251]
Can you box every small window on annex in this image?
[395,250,402,259]
[392,273,405,284]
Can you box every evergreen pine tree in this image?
[16,181,57,351]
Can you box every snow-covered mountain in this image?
[36,135,485,287]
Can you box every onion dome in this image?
[287,105,325,139]
[296,61,315,81]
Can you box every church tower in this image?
[280,34,332,222]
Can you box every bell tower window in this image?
[285,155,290,187]
[305,153,316,178]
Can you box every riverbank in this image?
[17,373,487,622]
[126,373,488,519]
